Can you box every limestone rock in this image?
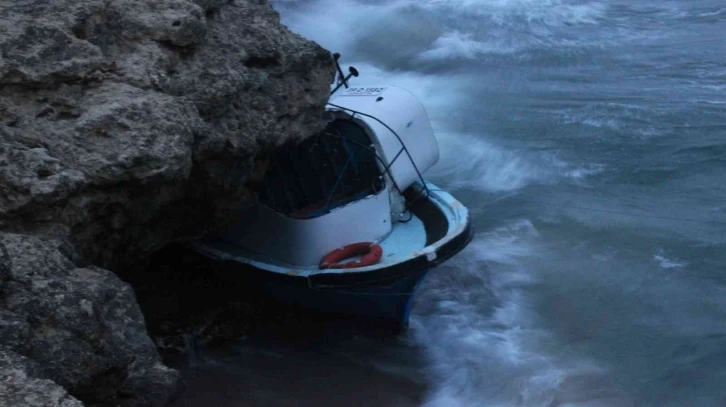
[0,0,334,268]
[0,233,182,405]
[0,349,84,407]
[0,0,335,405]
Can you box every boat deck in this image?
[188,182,469,278]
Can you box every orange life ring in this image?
[319,242,383,269]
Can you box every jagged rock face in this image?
[0,350,84,407]
[0,0,334,269]
[0,234,181,406]
[0,0,334,405]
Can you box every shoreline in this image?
[171,342,425,407]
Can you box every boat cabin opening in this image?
[258,118,385,219]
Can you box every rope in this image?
[326,102,432,199]
[324,131,404,195]
[323,155,352,212]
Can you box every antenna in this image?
[330,53,359,95]
[333,53,347,89]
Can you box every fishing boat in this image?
[187,59,472,332]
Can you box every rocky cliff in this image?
[0,0,334,405]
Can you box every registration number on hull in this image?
[341,87,388,96]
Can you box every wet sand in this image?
[173,344,424,407]
[170,305,427,407]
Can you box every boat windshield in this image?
[257,118,384,219]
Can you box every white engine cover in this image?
[329,86,439,191]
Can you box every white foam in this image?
[421,0,605,26]
[653,251,687,269]
[429,130,603,193]
[417,32,511,61]
[430,133,545,192]
[273,0,609,67]
[414,0,607,58]
[412,223,609,407]
[697,8,726,18]
[697,98,726,105]
[270,0,381,53]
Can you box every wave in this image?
[429,131,603,193]
[411,221,610,407]
[654,250,687,269]
[416,32,513,62]
[272,0,608,68]
[414,0,607,62]
[418,0,605,26]
[695,7,726,21]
